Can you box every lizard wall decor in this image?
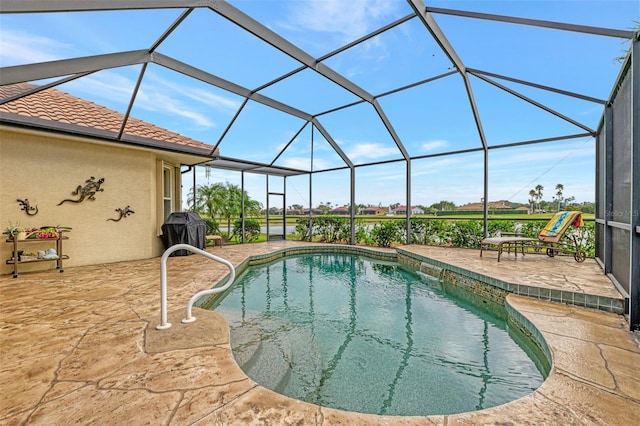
[17,198,38,216]
[58,176,105,205]
[107,206,135,222]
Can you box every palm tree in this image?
[555,183,564,212]
[193,183,223,218]
[194,182,262,238]
[528,189,537,214]
[534,185,544,212]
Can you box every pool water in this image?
[208,253,547,416]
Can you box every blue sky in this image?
[1,0,639,209]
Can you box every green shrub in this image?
[520,220,547,238]
[370,221,400,247]
[295,218,313,241]
[565,221,595,257]
[313,216,351,243]
[487,220,516,236]
[204,217,220,235]
[450,220,484,248]
[231,218,260,243]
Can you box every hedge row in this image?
[294,216,595,257]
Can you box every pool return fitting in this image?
[157,243,236,330]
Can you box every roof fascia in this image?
[0,113,216,158]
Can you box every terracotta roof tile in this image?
[0,83,214,152]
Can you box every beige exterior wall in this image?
[0,127,186,276]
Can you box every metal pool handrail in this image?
[156,243,236,330]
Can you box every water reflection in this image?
[209,253,545,416]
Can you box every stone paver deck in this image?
[1,242,638,424]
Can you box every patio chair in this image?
[480,211,586,262]
[206,235,223,247]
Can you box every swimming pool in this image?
[207,252,547,416]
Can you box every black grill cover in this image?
[161,212,206,256]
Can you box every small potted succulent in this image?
[3,222,26,240]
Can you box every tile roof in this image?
[0,83,214,153]
[458,200,512,210]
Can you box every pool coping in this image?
[396,247,625,314]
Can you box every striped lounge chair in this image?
[480,211,586,262]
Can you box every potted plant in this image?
[3,222,26,240]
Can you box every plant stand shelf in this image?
[5,233,69,278]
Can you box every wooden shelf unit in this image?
[5,233,69,278]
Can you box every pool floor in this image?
[213,253,546,416]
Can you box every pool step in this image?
[215,308,264,368]
[278,326,322,400]
[218,308,322,396]
[243,336,292,392]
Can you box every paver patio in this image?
[1,242,638,425]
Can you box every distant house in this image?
[392,205,424,215]
[0,83,215,274]
[331,206,350,215]
[457,200,513,210]
[360,206,388,215]
[301,208,323,215]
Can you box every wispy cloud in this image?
[284,0,401,43]
[145,72,241,112]
[420,139,449,152]
[346,142,401,160]
[66,73,136,105]
[64,71,216,128]
[279,157,313,170]
[0,29,69,65]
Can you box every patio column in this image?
[630,34,640,330]
[406,159,411,244]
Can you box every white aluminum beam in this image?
[472,72,595,134]
[426,7,635,40]
[0,0,203,13]
[311,119,353,168]
[209,0,410,160]
[468,68,607,104]
[0,72,92,105]
[0,50,151,85]
[408,0,488,150]
[152,53,313,121]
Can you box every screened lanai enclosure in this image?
[0,1,638,328]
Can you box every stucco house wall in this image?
[0,127,179,275]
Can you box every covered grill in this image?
[160,212,206,256]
